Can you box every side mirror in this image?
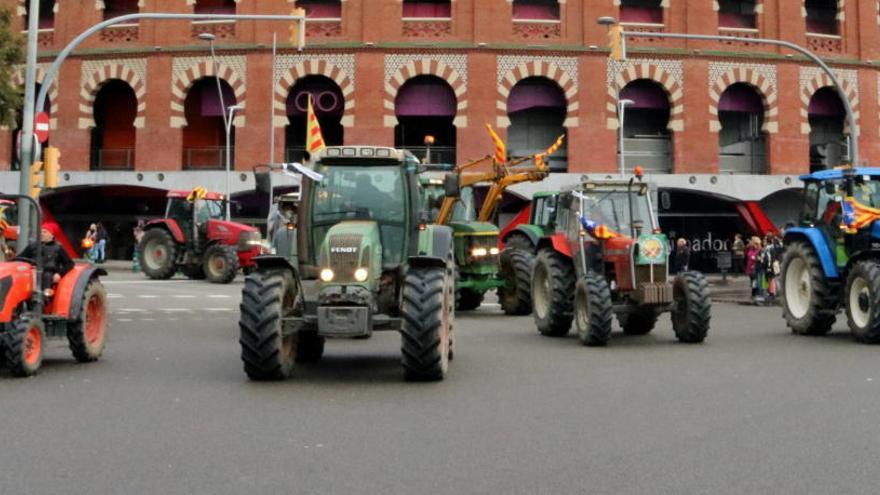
[444,173,461,198]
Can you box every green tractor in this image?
[502,190,560,253]
[239,147,456,381]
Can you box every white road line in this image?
[172,295,196,299]
[207,294,231,298]
[116,318,133,322]
[160,308,191,312]
[114,308,148,313]
[204,308,234,311]
[137,295,159,299]
[107,293,123,299]
[141,318,156,321]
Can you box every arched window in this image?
[620,0,663,24]
[90,80,138,170]
[285,75,345,163]
[296,0,341,18]
[25,0,54,29]
[402,0,451,18]
[512,0,559,21]
[805,0,838,35]
[718,0,756,29]
[619,79,672,173]
[394,75,457,165]
[194,0,235,15]
[507,77,567,171]
[103,0,139,20]
[182,77,236,169]
[718,83,767,174]
[808,87,847,171]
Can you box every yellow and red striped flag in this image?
[306,94,326,155]
[544,134,565,156]
[486,124,506,165]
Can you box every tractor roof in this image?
[800,168,880,181]
[167,190,225,201]
[314,146,416,165]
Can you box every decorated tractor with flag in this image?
[780,167,880,343]
[530,170,711,346]
[137,187,262,284]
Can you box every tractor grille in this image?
[328,233,362,282]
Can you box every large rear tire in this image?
[4,317,45,377]
[239,270,299,380]
[618,305,658,335]
[498,248,534,316]
[504,233,535,253]
[574,274,614,346]
[203,244,239,284]
[400,265,452,381]
[780,241,838,335]
[844,260,880,343]
[67,280,108,362]
[532,249,575,336]
[138,228,178,280]
[672,272,711,343]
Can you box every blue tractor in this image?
[782,167,880,343]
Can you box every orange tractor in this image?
[0,195,109,377]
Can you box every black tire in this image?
[456,287,484,311]
[138,228,178,280]
[498,248,534,316]
[295,331,326,362]
[180,264,206,280]
[618,305,658,335]
[239,270,299,380]
[844,261,880,343]
[671,271,711,343]
[780,241,838,335]
[67,280,108,363]
[574,274,614,346]
[400,265,452,381]
[203,244,239,284]
[4,317,45,377]
[504,232,535,253]
[531,249,576,337]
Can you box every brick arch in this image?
[12,67,59,129]
[384,59,467,128]
[709,68,778,133]
[273,60,354,128]
[170,61,246,128]
[78,64,147,130]
[606,62,682,131]
[498,61,578,129]
[799,75,858,135]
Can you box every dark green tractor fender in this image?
[410,225,454,269]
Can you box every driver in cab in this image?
[20,227,75,297]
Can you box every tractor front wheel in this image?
[574,274,614,346]
[844,261,880,343]
[67,280,108,362]
[239,270,299,380]
[400,265,453,381]
[671,272,711,343]
[4,317,45,377]
[780,241,838,335]
[203,245,239,284]
[499,248,534,316]
[532,249,576,337]
[138,229,178,280]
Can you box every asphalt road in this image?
[1,270,879,495]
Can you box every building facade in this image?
[0,0,876,265]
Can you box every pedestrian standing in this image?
[94,222,108,263]
[732,233,745,276]
[133,220,145,272]
[745,236,762,301]
[83,224,98,262]
[673,238,690,274]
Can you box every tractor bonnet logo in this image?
[331,247,357,253]
[641,238,664,260]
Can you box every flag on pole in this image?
[544,134,565,156]
[306,94,326,155]
[842,197,880,232]
[486,124,506,165]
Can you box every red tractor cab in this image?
[137,188,262,283]
[0,195,108,377]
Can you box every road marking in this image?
[141,318,156,321]
[172,295,196,299]
[108,293,123,299]
[160,308,191,312]
[207,295,231,298]
[204,308,234,312]
[116,318,133,322]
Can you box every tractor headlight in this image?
[489,247,500,256]
[354,268,368,282]
[320,268,335,282]
[471,247,488,257]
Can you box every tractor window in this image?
[816,179,845,227]
[167,198,194,221]
[580,190,652,236]
[197,199,224,223]
[422,183,474,222]
[803,183,819,223]
[851,179,880,208]
[534,195,557,228]
[312,165,407,264]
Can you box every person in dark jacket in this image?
[673,238,690,274]
[20,227,75,297]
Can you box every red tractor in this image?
[137,189,262,284]
[0,195,109,377]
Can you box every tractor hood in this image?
[206,219,259,245]
[449,221,499,235]
[318,220,382,289]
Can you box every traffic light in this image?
[608,24,625,61]
[44,146,60,188]
[290,8,306,49]
[30,161,43,198]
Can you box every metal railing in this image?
[400,146,456,165]
[91,148,135,170]
[183,147,231,170]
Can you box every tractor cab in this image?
[165,189,226,248]
[420,175,476,223]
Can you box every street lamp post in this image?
[617,99,635,177]
[225,105,244,221]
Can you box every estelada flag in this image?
[842,197,880,231]
[306,94,326,155]
[486,124,506,165]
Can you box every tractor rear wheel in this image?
[139,229,178,280]
[67,280,108,362]
[456,288,484,311]
[844,261,880,343]
[532,249,575,337]
[780,241,838,335]
[203,245,239,284]
[400,265,452,381]
[499,248,534,315]
[239,270,299,380]
[574,274,614,346]
[618,305,659,335]
[180,264,206,280]
[504,233,535,253]
[4,317,45,377]
[672,272,711,343]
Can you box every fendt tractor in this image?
[239,146,456,381]
[531,170,712,346]
[781,167,880,343]
[502,190,561,253]
[0,195,109,377]
[137,188,262,284]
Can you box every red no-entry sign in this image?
[34,112,50,143]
